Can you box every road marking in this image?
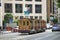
[34,34,55,40]
[33,32,60,40]
[16,31,53,40]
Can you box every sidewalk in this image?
[0,31,12,35]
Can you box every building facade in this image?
[47,0,58,22]
[0,0,2,27]
[47,0,54,22]
[2,0,47,21]
[53,0,58,18]
[0,0,58,28]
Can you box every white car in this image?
[46,23,53,29]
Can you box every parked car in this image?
[8,23,19,32]
[46,23,53,29]
[12,26,19,32]
[52,24,60,31]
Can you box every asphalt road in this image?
[0,29,60,40]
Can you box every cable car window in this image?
[35,21,36,24]
[20,20,22,25]
[23,21,26,25]
[30,21,33,26]
[27,21,29,25]
[30,21,33,23]
[38,21,39,23]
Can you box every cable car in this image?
[18,18,46,34]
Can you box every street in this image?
[0,29,60,40]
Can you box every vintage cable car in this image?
[18,18,46,34]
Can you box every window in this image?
[50,0,52,13]
[35,5,42,13]
[4,3,12,13]
[35,21,37,25]
[39,16,42,19]
[20,20,22,25]
[15,0,22,1]
[25,0,32,1]
[30,16,33,19]
[25,4,32,13]
[20,16,23,19]
[27,21,29,25]
[23,21,26,25]
[0,3,1,6]
[35,0,41,2]
[25,16,29,18]
[35,16,38,19]
[0,0,1,6]
[15,4,23,13]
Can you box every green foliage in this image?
[57,0,60,3]
[57,0,60,8]
[57,3,60,8]
[13,20,18,25]
[4,14,13,20]
[3,20,8,23]
[52,18,58,24]
[3,20,8,27]
[4,14,13,23]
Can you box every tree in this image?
[13,20,18,25]
[3,14,13,29]
[57,0,60,8]
[4,14,13,23]
[57,0,60,23]
[52,18,58,24]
